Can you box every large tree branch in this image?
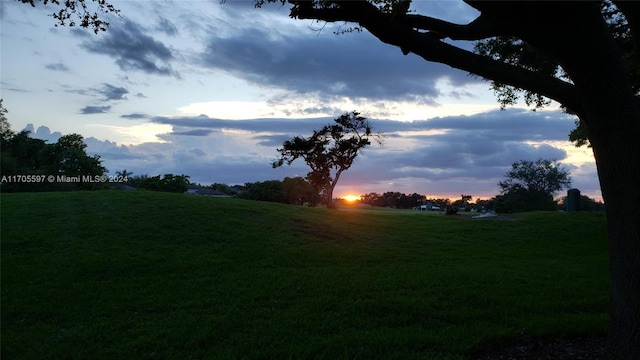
[397,13,505,40]
[289,0,583,115]
[289,0,359,22]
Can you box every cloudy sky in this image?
[1,0,601,200]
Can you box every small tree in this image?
[496,159,571,213]
[237,180,285,203]
[116,169,133,178]
[272,111,382,208]
[138,174,190,193]
[44,134,107,181]
[282,176,319,206]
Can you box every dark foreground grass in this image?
[1,191,609,359]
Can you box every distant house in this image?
[416,202,440,211]
[112,184,136,191]
[185,185,231,197]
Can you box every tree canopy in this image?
[494,159,572,214]
[272,111,381,207]
[499,159,572,198]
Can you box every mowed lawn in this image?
[1,191,609,359]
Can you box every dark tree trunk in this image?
[288,2,640,356]
[580,80,640,360]
[590,108,640,360]
[513,5,640,356]
[324,170,343,208]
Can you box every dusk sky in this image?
[1,0,601,200]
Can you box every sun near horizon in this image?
[341,194,361,202]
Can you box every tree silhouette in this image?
[499,159,572,198]
[272,111,382,208]
[255,2,639,356]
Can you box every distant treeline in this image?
[1,130,107,192]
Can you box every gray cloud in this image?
[169,129,217,136]
[80,105,111,114]
[375,109,576,142]
[253,134,294,147]
[153,109,575,143]
[121,113,149,119]
[199,28,480,102]
[81,19,177,77]
[66,83,129,101]
[99,83,129,101]
[152,114,334,134]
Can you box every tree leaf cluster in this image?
[19,0,121,33]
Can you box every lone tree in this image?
[496,159,572,213]
[20,0,640,356]
[499,159,572,197]
[272,111,381,208]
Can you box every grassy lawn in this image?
[1,191,609,359]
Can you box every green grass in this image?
[1,191,609,359]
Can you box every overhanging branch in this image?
[397,13,504,40]
[286,0,582,115]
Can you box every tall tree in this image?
[494,159,571,214]
[257,1,640,356]
[498,159,572,199]
[116,169,133,178]
[272,111,382,208]
[43,134,107,180]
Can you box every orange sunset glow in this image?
[342,195,361,202]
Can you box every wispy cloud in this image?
[156,17,178,36]
[45,62,69,71]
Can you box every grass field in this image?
[1,191,609,359]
